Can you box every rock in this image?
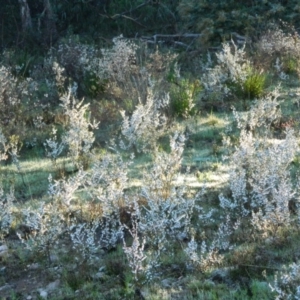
[39,290,48,299]
[94,272,105,279]
[0,245,8,257]
[140,287,150,299]
[46,279,60,292]
[211,268,231,284]
[27,263,40,270]
[26,296,33,300]
[49,254,59,262]
[176,232,189,241]
[0,245,8,252]
[0,284,12,292]
[161,278,173,288]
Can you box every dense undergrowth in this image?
[1,24,300,300]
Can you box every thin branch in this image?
[100,0,151,19]
[118,15,147,28]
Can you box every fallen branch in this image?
[139,33,202,49]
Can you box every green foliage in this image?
[283,56,299,75]
[63,270,86,291]
[169,72,201,117]
[177,0,300,49]
[242,70,266,99]
[10,51,36,78]
[83,72,107,98]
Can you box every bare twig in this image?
[100,0,151,20]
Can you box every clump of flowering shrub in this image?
[256,24,300,79]
[201,41,266,106]
[220,87,299,241]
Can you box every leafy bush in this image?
[242,69,266,99]
[168,64,201,117]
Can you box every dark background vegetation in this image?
[1,0,300,54]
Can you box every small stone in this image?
[0,245,8,257]
[27,296,32,300]
[46,279,60,292]
[39,290,48,299]
[0,284,11,292]
[27,263,40,270]
[161,278,172,288]
[211,268,231,284]
[94,272,105,279]
[50,254,59,262]
[140,287,150,298]
[0,245,8,251]
[176,232,189,241]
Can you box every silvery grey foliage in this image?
[120,87,169,153]
[60,87,99,162]
[270,263,300,300]
[18,202,65,263]
[44,127,65,163]
[48,169,87,207]
[122,133,201,278]
[184,236,224,271]
[257,27,297,56]
[274,58,289,80]
[88,150,131,216]
[220,88,299,238]
[68,151,129,263]
[232,87,282,133]
[69,218,123,263]
[96,35,138,82]
[201,41,250,101]
[0,66,38,127]
[122,218,147,281]
[138,133,196,244]
[0,127,8,162]
[220,128,298,233]
[0,187,15,240]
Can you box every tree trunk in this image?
[43,0,57,46]
[18,0,32,33]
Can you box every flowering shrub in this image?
[256,25,300,78]
[18,202,66,264]
[270,263,300,300]
[232,87,282,134]
[201,41,250,102]
[220,89,299,238]
[0,66,37,134]
[0,187,15,241]
[120,87,169,153]
[59,87,99,165]
[0,127,8,162]
[43,127,65,163]
[121,133,201,280]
